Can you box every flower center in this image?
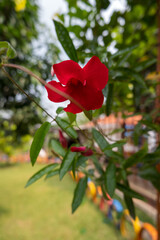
[71,78,79,85]
[68,78,86,86]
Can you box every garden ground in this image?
[0,163,127,240]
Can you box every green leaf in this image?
[30,122,51,166]
[45,169,60,180]
[50,139,66,157]
[107,151,124,161]
[75,155,88,169]
[143,149,160,164]
[139,167,160,182]
[123,143,148,169]
[134,58,156,72]
[111,44,138,59]
[108,128,124,136]
[69,155,88,171]
[105,163,116,197]
[123,112,141,119]
[0,41,17,59]
[133,123,142,145]
[56,117,78,139]
[56,107,64,114]
[72,176,87,213]
[115,67,147,88]
[117,183,144,200]
[92,128,109,151]
[25,164,58,187]
[103,140,126,150]
[59,150,77,180]
[92,129,123,160]
[130,71,146,88]
[53,20,78,62]
[117,52,131,67]
[101,184,110,200]
[71,155,78,179]
[124,194,135,219]
[105,83,114,116]
[140,120,160,132]
[110,45,138,59]
[84,110,92,120]
[91,155,104,175]
[67,112,76,123]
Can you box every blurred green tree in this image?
[0,0,60,155]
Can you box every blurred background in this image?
[0,0,158,239]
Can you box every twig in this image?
[1,67,55,121]
[2,63,85,112]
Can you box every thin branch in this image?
[2,63,85,112]
[75,121,93,142]
[1,67,55,121]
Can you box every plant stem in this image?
[1,67,55,121]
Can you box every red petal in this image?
[71,146,86,152]
[59,130,68,148]
[83,56,108,90]
[64,83,104,114]
[45,81,69,102]
[82,149,93,156]
[64,102,82,114]
[53,60,84,85]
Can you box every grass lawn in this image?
[0,163,125,240]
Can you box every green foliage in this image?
[53,20,78,62]
[91,155,104,175]
[0,41,17,60]
[0,0,60,154]
[104,83,114,116]
[124,194,135,220]
[92,128,123,161]
[25,163,58,187]
[92,128,109,151]
[104,162,116,197]
[103,140,126,150]
[84,110,93,121]
[123,143,148,169]
[134,59,156,72]
[56,116,78,139]
[75,155,88,169]
[57,0,156,116]
[50,139,66,157]
[45,169,60,180]
[117,183,144,200]
[56,107,64,115]
[59,151,77,180]
[67,112,76,124]
[30,122,51,166]
[139,167,160,191]
[72,176,87,213]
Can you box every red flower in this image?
[82,149,93,156]
[71,146,93,156]
[58,130,68,148]
[45,56,108,114]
